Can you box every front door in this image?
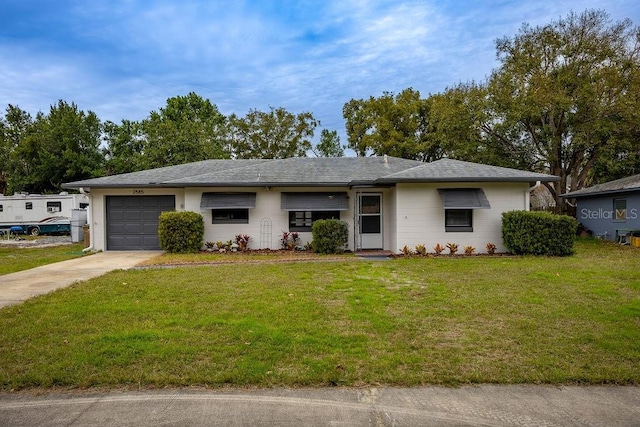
[358,193,383,249]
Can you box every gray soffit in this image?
[200,192,256,209]
[562,173,640,198]
[281,192,349,211]
[376,158,559,183]
[438,188,491,209]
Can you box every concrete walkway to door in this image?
[0,251,161,309]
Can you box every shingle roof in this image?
[376,158,559,183]
[62,156,559,189]
[562,173,640,198]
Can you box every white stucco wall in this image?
[89,188,185,251]
[394,182,530,253]
[89,182,531,253]
[188,187,356,251]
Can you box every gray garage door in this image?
[106,196,175,250]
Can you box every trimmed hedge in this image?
[312,219,349,254]
[502,210,577,256]
[158,211,204,253]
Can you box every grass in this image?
[0,238,638,390]
[0,243,87,275]
[140,250,353,266]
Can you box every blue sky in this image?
[1,1,638,148]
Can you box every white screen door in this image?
[358,194,382,249]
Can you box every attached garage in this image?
[106,196,175,250]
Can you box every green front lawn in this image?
[0,243,87,275]
[0,239,638,390]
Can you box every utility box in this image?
[71,209,88,242]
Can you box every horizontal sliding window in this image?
[289,211,340,232]
[212,208,249,224]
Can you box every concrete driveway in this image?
[0,251,160,308]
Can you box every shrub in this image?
[486,242,497,255]
[433,243,445,255]
[464,245,475,255]
[446,242,459,255]
[502,210,577,256]
[158,211,204,253]
[415,244,427,256]
[400,245,412,255]
[281,231,300,250]
[235,234,251,251]
[312,219,348,254]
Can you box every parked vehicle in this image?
[5,216,72,236]
[0,192,88,235]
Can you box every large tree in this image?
[140,92,228,168]
[227,107,318,159]
[485,9,640,208]
[343,88,442,161]
[9,101,103,194]
[0,105,33,194]
[312,129,345,157]
[102,119,146,175]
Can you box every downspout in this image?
[79,187,94,252]
[526,181,541,211]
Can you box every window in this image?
[25,202,33,210]
[289,211,340,232]
[212,208,249,224]
[0,204,3,212]
[445,209,473,232]
[614,199,627,222]
[47,201,62,213]
[80,203,89,209]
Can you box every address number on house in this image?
[133,190,145,195]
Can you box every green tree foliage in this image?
[7,101,103,194]
[140,92,228,168]
[102,119,146,175]
[0,105,32,194]
[485,10,640,208]
[428,83,536,170]
[343,88,441,161]
[312,129,345,157]
[227,107,318,159]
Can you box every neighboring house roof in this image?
[562,173,640,198]
[63,156,558,189]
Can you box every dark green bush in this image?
[502,210,577,256]
[158,211,204,253]
[312,219,349,254]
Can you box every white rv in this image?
[0,192,89,234]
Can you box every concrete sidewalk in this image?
[1,385,639,426]
[0,251,160,308]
